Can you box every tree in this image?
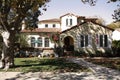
[108,21,120,29]
[0,0,50,70]
[16,34,30,48]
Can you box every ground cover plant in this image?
[85,58,120,71]
[0,57,90,73]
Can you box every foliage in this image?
[95,16,106,25]
[0,0,50,32]
[108,21,120,29]
[112,40,120,56]
[112,4,120,21]
[112,40,120,48]
[0,58,90,72]
[49,32,59,43]
[15,34,30,48]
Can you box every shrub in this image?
[112,40,120,57]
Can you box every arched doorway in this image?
[63,36,74,56]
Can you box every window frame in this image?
[44,37,49,47]
[80,35,89,47]
[53,24,56,28]
[70,19,72,26]
[45,24,48,28]
[31,37,35,47]
[37,37,42,47]
[96,34,108,47]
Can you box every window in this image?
[45,24,48,28]
[37,37,42,47]
[70,19,72,26]
[45,37,49,47]
[31,37,35,47]
[80,35,88,47]
[66,19,68,26]
[53,24,56,28]
[99,35,108,47]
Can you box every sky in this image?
[38,0,119,24]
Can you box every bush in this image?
[112,40,120,57]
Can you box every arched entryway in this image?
[63,36,74,56]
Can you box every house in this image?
[60,21,114,56]
[21,13,114,56]
[21,18,61,50]
[112,28,120,40]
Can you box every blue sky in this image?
[38,0,119,24]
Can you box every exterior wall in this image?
[25,34,54,49]
[60,22,113,54]
[61,15,77,31]
[38,22,60,28]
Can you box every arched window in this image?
[31,37,35,47]
[45,37,49,47]
[37,37,42,47]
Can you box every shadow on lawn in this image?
[11,58,88,72]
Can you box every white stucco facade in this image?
[38,23,60,28]
[27,35,54,48]
[60,14,78,31]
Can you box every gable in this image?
[61,21,114,34]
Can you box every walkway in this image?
[67,57,120,80]
[0,58,120,80]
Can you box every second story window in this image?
[53,24,56,28]
[66,19,68,26]
[45,24,48,28]
[70,19,72,26]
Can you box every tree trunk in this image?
[0,31,15,70]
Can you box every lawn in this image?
[0,57,90,72]
[85,58,120,71]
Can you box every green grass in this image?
[0,57,90,72]
[85,58,120,71]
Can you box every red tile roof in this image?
[21,28,61,33]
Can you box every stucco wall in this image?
[61,15,77,31]
[60,22,113,54]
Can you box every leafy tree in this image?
[15,34,30,48]
[0,0,50,70]
[108,21,120,29]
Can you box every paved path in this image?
[67,57,120,80]
[0,58,120,80]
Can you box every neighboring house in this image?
[112,28,120,40]
[21,13,114,55]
